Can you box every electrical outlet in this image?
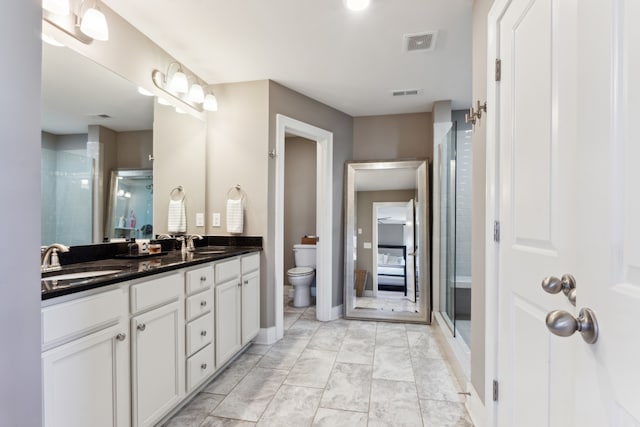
[358,228,363,234]
[212,213,221,227]
[195,213,204,227]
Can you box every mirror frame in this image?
[343,159,431,323]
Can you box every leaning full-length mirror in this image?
[344,160,431,323]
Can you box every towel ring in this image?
[170,185,185,201]
[227,184,245,201]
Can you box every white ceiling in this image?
[102,0,472,117]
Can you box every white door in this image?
[490,0,640,425]
[404,199,416,302]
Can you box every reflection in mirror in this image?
[41,41,153,245]
[105,169,153,240]
[344,160,431,323]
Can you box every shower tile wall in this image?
[452,111,473,281]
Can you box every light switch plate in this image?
[363,242,372,249]
[212,213,221,227]
[358,228,362,234]
[195,213,205,227]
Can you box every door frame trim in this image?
[485,0,510,425]
[275,114,333,341]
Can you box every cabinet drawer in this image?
[42,288,124,347]
[186,312,213,356]
[215,258,240,284]
[186,265,213,295]
[241,253,260,274]
[131,273,182,314]
[186,343,214,391]
[185,289,213,322]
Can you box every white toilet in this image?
[287,244,316,307]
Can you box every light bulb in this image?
[187,84,205,103]
[203,93,218,112]
[344,0,370,11]
[43,0,70,15]
[170,71,188,94]
[80,7,109,41]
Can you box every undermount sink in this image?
[42,269,123,281]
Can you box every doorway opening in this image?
[275,115,333,342]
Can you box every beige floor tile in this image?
[420,399,474,426]
[320,362,371,413]
[312,408,368,427]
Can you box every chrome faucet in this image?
[41,243,70,273]
[185,234,203,252]
[156,233,173,239]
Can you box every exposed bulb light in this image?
[203,93,218,112]
[187,84,205,103]
[157,97,171,106]
[170,70,188,94]
[42,33,65,47]
[137,86,154,96]
[344,0,370,11]
[43,0,70,15]
[80,6,109,41]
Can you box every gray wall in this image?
[353,113,433,161]
[378,224,404,245]
[269,81,354,309]
[471,0,495,403]
[284,137,316,274]
[356,190,416,291]
[116,130,153,169]
[0,1,42,425]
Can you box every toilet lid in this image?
[288,267,314,276]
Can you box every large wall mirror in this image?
[344,160,431,323]
[41,41,154,246]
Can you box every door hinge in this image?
[493,379,499,402]
[493,221,500,243]
[495,58,502,82]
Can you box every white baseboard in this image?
[254,327,277,345]
[466,382,485,427]
[331,304,343,320]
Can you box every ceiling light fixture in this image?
[41,0,110,44]
[151,63,218,113]
[344,0,370,11]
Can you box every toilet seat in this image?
[288,267,314,277]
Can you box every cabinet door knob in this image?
[200,330,207,337]
[244,280,248,285]
[201,363,208,370]
[116,333,126,341]
[137,323,146,331]
[200,300,207,307]
[200,276,207,282]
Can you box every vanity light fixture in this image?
[344,0,370,11]
[42,0,110,44]
[203,93,218,112]
[151,63,218,113]
[42,32,65,47]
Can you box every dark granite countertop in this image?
[42,238,262,301]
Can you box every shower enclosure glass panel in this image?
[439,123,457,333]
[41,148,94,246]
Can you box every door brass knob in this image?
[545,308,598,344]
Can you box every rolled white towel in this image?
[226,199,243,234]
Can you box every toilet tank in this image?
[293,244,316,268]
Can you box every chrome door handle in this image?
[541,274,576,306]
[545,308,598,344]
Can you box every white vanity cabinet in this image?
[241,253,261,345]
[184,264,215,392]
[41,287,130,427]
[214,257,242,366]
[130,272,185,427]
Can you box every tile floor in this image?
[163,304,474,427]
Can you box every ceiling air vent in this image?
[404,31,438,52]
[392,89,422,97]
